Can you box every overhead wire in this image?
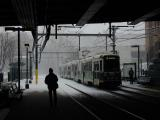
[116,26,160,44]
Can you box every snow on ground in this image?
[60,78,115,98]
[21,75,111,97]
[20,75,48,93]
[21,75,160,98]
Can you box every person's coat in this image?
[45,73,58,89]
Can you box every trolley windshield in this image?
[103,56,120,72]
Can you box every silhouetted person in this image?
[45,68,58,107]
[129,68,134,84]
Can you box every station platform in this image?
[0,76,97,120]
[122,80,160,92]
[0,76,160,120]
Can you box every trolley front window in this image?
[104,56,120,72]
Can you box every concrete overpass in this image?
[0,0,160,27]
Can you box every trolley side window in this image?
[83,61,92,71]
[100,60,102,72]
[94,61,100,71]
[104,56,120,72]
[82,63,84,71]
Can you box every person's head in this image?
[130,68,133,70]
[49,68,53,73]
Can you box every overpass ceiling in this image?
[0,0,160,27]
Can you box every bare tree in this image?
[0,33,16,73]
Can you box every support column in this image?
[112,27,116,54]
[35,27,38,84]
[18,29,20,91]
[25,43,29,89]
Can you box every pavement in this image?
[0,108,10,120]
[0,77,98,120]
[122,80,160,92]
[0,78,160,120]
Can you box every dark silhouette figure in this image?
[45,68,58,107]
[129,68,134,84]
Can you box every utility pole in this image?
[78,34,81,59]
[109,25,134,54]
[112,26,117,54]
[106,35,107,51]
[138,45,140,78]
[78,35,80,51]
[147,52,149,69]
[57,52,59,74]
[131,45,140,79]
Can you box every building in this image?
[145,21,160,85]
[145,21,160,62]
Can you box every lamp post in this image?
[28,51,33,83]
[25,43,29,89]
[131,45,140,79]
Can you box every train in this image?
[59,53,121,87]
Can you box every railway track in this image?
[106,87,160,105]
[102,86,160,120]
[63,83,146,120]
[121,85,160,98]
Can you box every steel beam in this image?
[76,0,107,26]
[128,8,160,25]
[38,33,110,37]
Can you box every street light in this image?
[24,43,29,89]
[131,45,140,79]
[28,51,33,83]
